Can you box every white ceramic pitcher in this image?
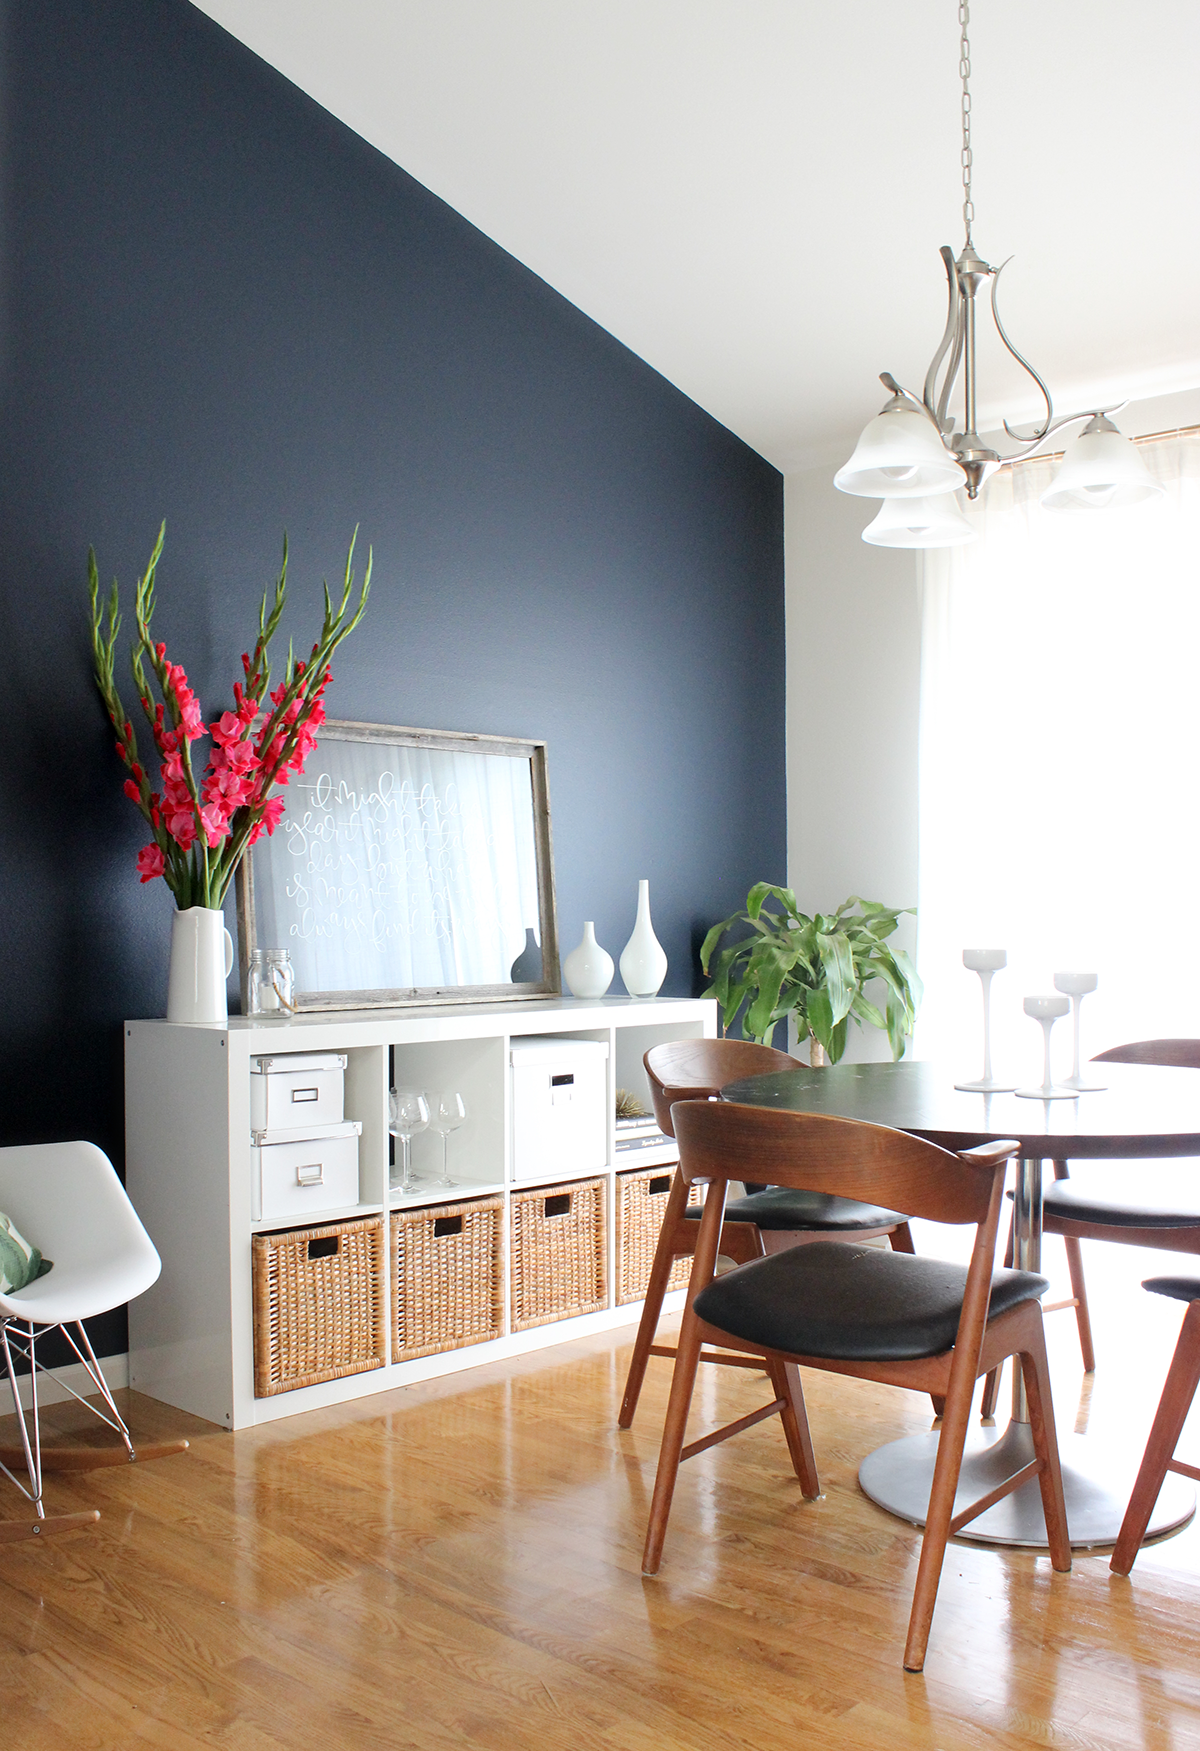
[167,906,235,1025]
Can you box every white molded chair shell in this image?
[0,1141,160,1328]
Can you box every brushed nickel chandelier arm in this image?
[923,246,963,434]
[1003,404,1128,458]
[879,371,934,420]
[992,262,1054,445]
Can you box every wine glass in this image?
[428,1091,467,1188]
[389,1087,430,1192]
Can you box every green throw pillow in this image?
[0,1211,53,1294]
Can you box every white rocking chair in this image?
[0,1141,187,1541]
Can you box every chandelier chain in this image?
[959,0,974,242]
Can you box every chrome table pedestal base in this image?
[859,1419,1195,1549]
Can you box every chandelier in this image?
[834,3,1164,548]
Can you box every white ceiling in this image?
[192,1,1200,472]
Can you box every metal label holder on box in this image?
[250,1051,348,1131]
[251,1118,362,1223]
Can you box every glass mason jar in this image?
[247,948,295,1017]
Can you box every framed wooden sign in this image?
[235,721,559,1011]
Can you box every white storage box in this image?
[510,1036,609,1184]
[250,1052,346,1132]
[251,1119,362,1222]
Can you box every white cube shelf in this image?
[125,995,714,1428]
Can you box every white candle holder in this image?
[954,948,1017,1092]
[1053,971,1106,1091]
[1016,994,1077,1099]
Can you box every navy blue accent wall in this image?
[0,0,784,1358]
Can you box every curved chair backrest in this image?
[672,1099,1007,1228]
[1093,1040,1200,1069]
[0,1141,161,1324]
[644,1038,802,1138]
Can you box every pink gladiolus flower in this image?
[210,710,244,747]
[164,804,198,850]
[224,739,258,772]
[199,805,228,849]
[93,525,367,904]
[177,694,204,740]
[137,843,166,883]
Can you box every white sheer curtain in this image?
[916,429,1200,1085]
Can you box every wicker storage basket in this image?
[615,1165,703,1305]
[510,1177,607,1332]
[252,1214,386,1397]
[391,1196,504,1361]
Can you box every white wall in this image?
[784,465,920,1061]
[784,387,1200,1064]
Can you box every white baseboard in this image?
[3,1351,129,1412]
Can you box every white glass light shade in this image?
[1041,420,1166,512]
[862,494,977,548]
[835,404,967,499]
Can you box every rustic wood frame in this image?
[235,719,559,1012]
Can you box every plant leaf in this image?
[807,985,834,1052]
[815,929,855,1024]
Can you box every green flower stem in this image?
[89,524,371,914]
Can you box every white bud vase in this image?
[167,905,235,1025]
[562,922,614,999]
[619,879,667,998]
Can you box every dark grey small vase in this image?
[509,928,542,984]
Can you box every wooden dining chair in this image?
[982,1039,1200,1417]
[618,1038,917,1430]
[641,1099,1071,1673]
[1110,1274,1200,1574]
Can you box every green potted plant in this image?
[700,885,922,1064]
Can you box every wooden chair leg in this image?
[0,1510,100,1543]
[1111,1300,1200,1575]
[769,1359,820,1499]
[642,1183,731,1577]
[903,1353,979,1672]
[642,1290,707,1575]
[1016,1318,1071,1573]
[0,1440,189,1472]
[1046,1160,1095,1375]
[1062,1237,1096,1374]
[980,1208,1017,1420]
[619,1168,690,1429]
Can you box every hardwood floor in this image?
[4,1232,1200,1749]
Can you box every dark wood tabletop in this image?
[718,1059,1200,1159]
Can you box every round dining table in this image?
[720,1058,1200,1549]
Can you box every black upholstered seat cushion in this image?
[681,1187,908,1232]
[1143,1274,1200,1305]
[1044,1182,1200,1229]
[692,1241,1048,1362]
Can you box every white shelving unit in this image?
[125,995,714,1428]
